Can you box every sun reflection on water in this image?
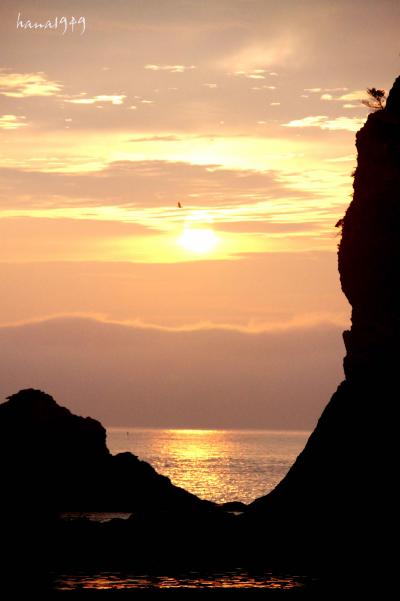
[54,569,310,590]
[107,428,309,505]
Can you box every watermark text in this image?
[16,12,86,35]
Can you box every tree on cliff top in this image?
[362,87,386,111]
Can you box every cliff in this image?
[245,76,400,565]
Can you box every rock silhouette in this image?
[245,76,400,570]
[0,389,233,580]
[0,388,214,514]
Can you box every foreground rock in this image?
[0,389,240,579]
[0,388,214,514]
[244,77,400,568]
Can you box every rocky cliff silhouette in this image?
[245,76,400,569]
[0,389,234,578]
[0,388,214,514]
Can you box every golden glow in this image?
[179,227,219,254]
[177,210,220,255]
[0,130,352,262]
[0,130,349,175]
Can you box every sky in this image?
[0,0,399,428]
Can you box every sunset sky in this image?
[0,0,399,428]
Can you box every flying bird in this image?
[177,202,182,208]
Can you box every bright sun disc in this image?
[179,227,219,254]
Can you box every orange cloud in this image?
[0,252,349,329]
[65,94,126,105]
[339,90,368,101]
[0,70,62,97]
[0,315,345,429]
[0,115,27,129]
[144,64,196,73]
[282,115,365,132]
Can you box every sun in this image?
[178,226,219,254]
[177,209,220,255]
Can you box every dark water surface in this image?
[52,568,317,590]
[55,429,315,590]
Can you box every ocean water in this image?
[58,429,313,590]
[54,569,314,590]
[106,428,310,505]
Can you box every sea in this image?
[57,428,313,590]
[107,427,310,505]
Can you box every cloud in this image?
[221,36,296,72]
[214,220,319,234]
[0,251,349,332]
[320,117,365,132]
[234,70,266,80]
[0,216,157,262]
[129,135,183,142]
[251,85,276,90]
[0,215,154,238]
[339,89,367,101]
[283,115,328,128]
[325,155,355,163]
[320,93,333,100]
[282,115,365,132]
[144,64,196,73]
[65,94,126,105]
[0,115,27,129]
[305,88,348,94]
[0,70,62,97]
[0,159,317,212]
[0,315,345,429]
[0,157,348,257]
